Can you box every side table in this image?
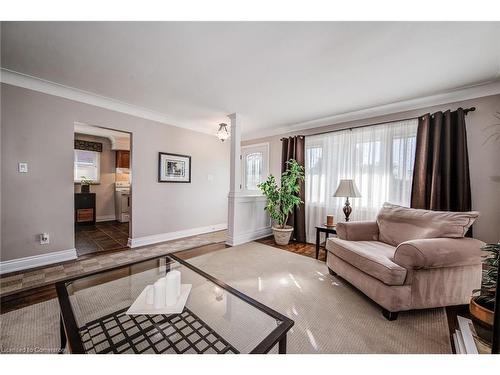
[315,225,337,260]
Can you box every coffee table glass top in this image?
[57,254,293,354]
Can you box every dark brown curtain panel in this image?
[411,108,472,214]
[281,136,306,242]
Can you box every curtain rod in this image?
[281,107,476,140]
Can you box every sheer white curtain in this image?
[305,119,418,242]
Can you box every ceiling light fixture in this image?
[216,123,230,142]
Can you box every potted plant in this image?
[470,242,499,326]
[258,159,305,245]
[80,177,92,193]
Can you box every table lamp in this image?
[333,179,361,222]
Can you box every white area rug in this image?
[0,242,451,354]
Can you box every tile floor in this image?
[75,221,129,256]
[0,230,227,297]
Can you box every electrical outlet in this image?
[40,233,50,245]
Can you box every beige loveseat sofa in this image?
[326,203,483,320]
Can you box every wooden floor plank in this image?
[256,236,326,262]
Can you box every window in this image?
[241,143,269,192]
[305,145,324,204]
[74,149,100,183]
[245,152,263,190]
[392,136,416,180]
[304,119,418,242]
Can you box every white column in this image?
[226,113,272,246]
[226,113,241,246]
[228,113,241,194]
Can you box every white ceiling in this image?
[2,22,500,138]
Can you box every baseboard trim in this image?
[0,248,77,275]
[96,214,117,222]
[226,226,272,247]
[128,223,227,248]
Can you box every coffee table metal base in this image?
[73,307,239,354]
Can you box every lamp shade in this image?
[333,179,361,198]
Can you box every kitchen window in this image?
[74,149,100,183]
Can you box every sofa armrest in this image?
[393,237,484,270]
[336,221,379,241]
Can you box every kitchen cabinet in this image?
[116,150,130,168]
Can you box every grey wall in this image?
[243,94,500,243]
[1,84,230,262]
[74,134,117,220]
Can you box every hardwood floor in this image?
[0,284,57,314]
[0,242,227,314]
[256,236,326,261]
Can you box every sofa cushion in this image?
[336,221,379,241]
[326,238,407,286]
[376,202,479,247]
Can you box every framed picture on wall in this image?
[158,152,191,183]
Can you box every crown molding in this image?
[3,68,499,141]
[242,79,500,140]
[0,68,214,135]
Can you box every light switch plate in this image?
[18,162,28,173]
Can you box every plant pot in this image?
[470,297,494,327]
[272,225,293,246]
[81,184,90,193]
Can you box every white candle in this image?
[214,286,223,301]
[153,279,166,309]
[169,270,181,296]
[165,270,181,306]
[145,285,154,305]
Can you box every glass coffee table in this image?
[56,253,294,354]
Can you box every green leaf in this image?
[477,242,500,300]
[258,159,305,227]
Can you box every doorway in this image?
[73,123,132,257]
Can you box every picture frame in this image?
[158,152,192,183]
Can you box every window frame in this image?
[241,142,270,194]
[74,149,101,184]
